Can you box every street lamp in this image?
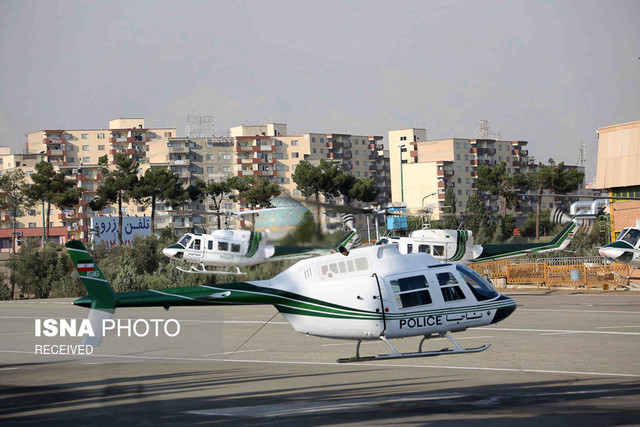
[398,144,406,203]
[38,150,45,244]
[421,191,437,208]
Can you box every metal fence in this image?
[471,258,630,290]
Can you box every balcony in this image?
[171,159,190,166]
[343,151,352,160]
[237,157,253,165]
[44,137,66,145]
[256,144,275,152]
[327,141,342,149]
[238,170,254,176]
[236,144,253,152]
[168,147,189,154]
[258,170,275,177]
[327,152,342,160]
[47,149,65,156]
[410,150,418,157]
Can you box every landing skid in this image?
[337,333,489,363]
[612,270,640,289]
[176,263,247,275]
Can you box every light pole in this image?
[39,150,45,244]
[398,144,405,203]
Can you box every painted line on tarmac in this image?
[597,325,640,329]
[0,349,637,378]
[202,349,264,356]
[479,327,640,336]
[519,308,640,314]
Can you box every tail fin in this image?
[65,239,116,346]
[335,228,360,256]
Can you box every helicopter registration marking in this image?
[399,316,443,329]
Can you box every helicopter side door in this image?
[185,236,204,262]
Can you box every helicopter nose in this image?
[162,244,184,260]
[491,295,517,325]
[599,243,633,263]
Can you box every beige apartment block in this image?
[388,128,580,223]
[595,120,640,235]
[231,124,389,232]
[0,118,178,245]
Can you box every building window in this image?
[98,145,105,150]
[356,171,360,177]
[97,133,105,139]
[320,138,324,143]
[364,172,368,177]
[275,165,284,171]
[81,133,89,139]
[67,157,74,163]
[400,136,407,141]
[82,145,90,151]
[223,166,231,172]
[276,177,284,184]
[293,189,301,195]
[455,142,460,149]
[311,137,316,142]
[275,153,284,159]
[320,149,324,154]
[465,166,469,172]
[291,140,298,146]
[292,152,299,158]
[456,155,460,160]
[275,140,282,146]
[164,132,172,137]
[464,155,468,160]
[137,206,146,212]
[355,150,359,155]
[312,148,316,154]
[207,166,215,173]
[29,222,36,228]
[355,161,360,166]
[82,157,90,163]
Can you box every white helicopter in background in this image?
[163,208,360,275]
[67,237,518,363]
[599,219,640,273]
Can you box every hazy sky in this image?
[1,0,638,181]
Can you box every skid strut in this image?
[177,263,246,275]
[337,333,489,363]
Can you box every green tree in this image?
[476,162,521,237]
[463,193,491,235]
[347,177,379,204]
[90,154,140,245]
[27,161,83,240]
[188,176,238,230]
[530,160,584,240]
[0,169,31,299]
[443,187,458,229]
[292,159,342,232]
[133,167,187,233]
[233,176,281,230]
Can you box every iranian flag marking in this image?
[77,263,94,272]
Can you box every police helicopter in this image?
[162,208,360,275]
[66,238,517,363]
[599,220,640,268]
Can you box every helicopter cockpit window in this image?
[433,245,445,257]
[455,265,498,301]
[191,238,201,251]
[407,244,413,253]
[390,275,432,308]
[418,244,430,253]
[218,241,229,251]
[621,228,640,247]
[179,235,192,247]
[231,243,241,253]
[436,271,466,302]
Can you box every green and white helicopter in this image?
[66,238,517,363]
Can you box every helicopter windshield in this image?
[455,265,499,301]
[178,235,192,247]
[618,228,640,247]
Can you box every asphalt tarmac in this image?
[1,291,640,426]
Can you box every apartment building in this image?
[389,128,588,223]
[0,118,177,247]
[231,124,390,231]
